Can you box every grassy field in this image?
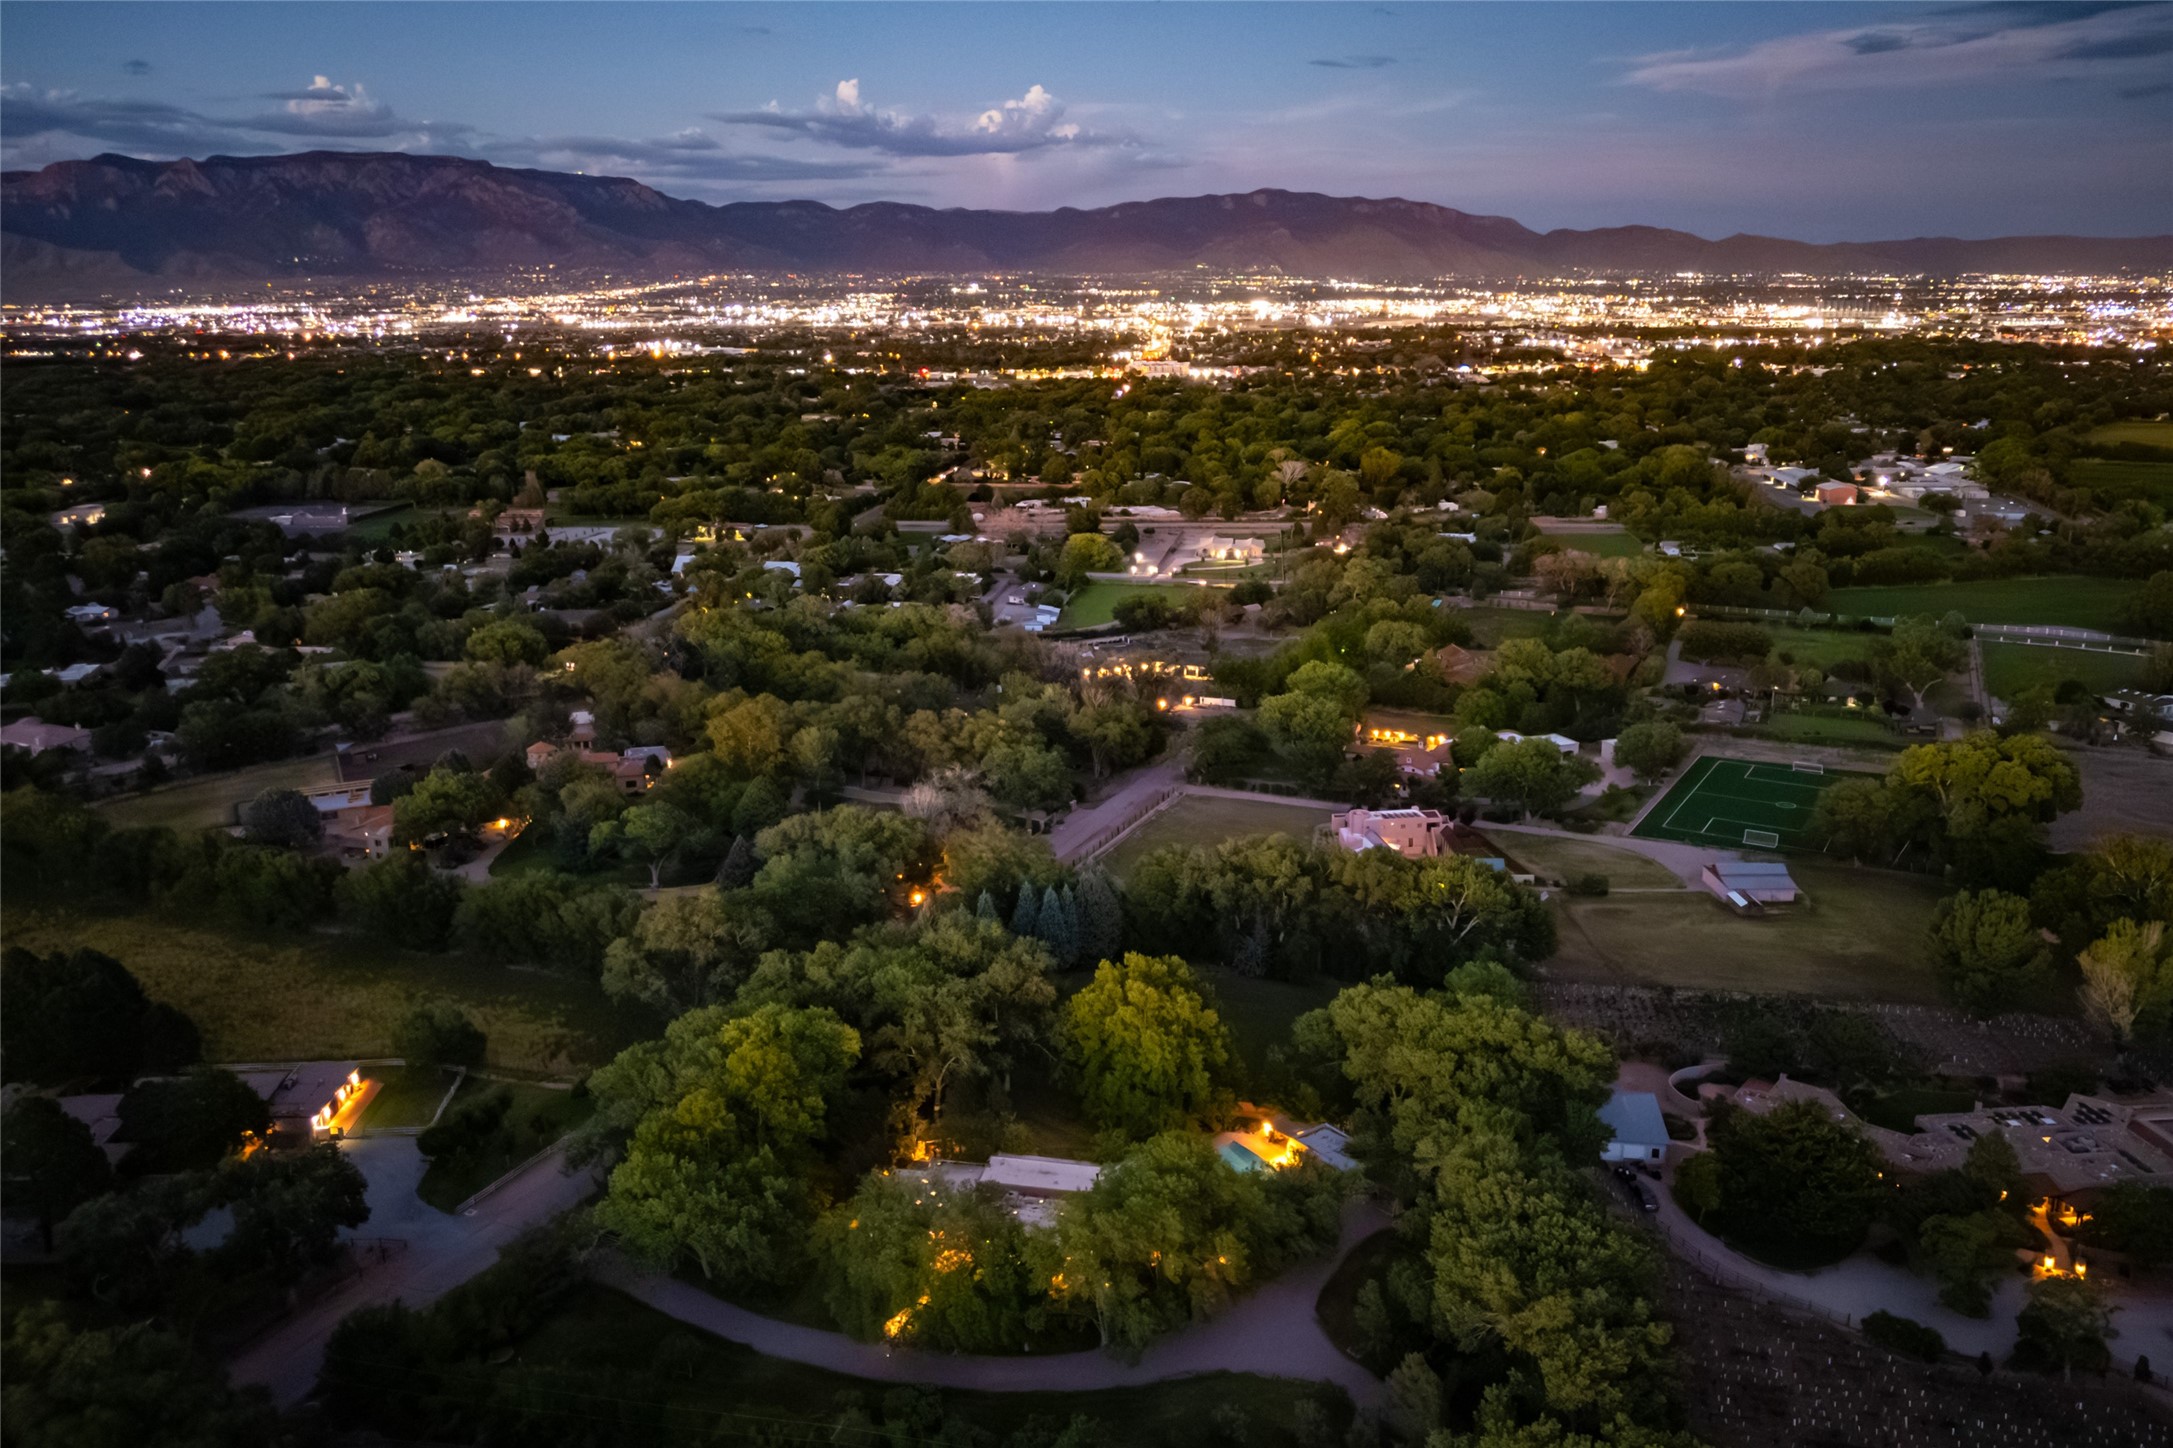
[1981,643,2148,700]
[1748,711,1906,749]
[1459,606,1556,646]
[356,1062,462,1130]
[1546,860,1946,1003]
[1538,526,1644,559]
[1099,794,1331,878]
[1632,755,1862,850]
[99,754,340,831]
[1485,833,1681,889]
[1766,626,1879,670]
[2084,420,2173,450]
[1199,969,1343,1081]
[1823,576,2139,631]
[0,912,648,1074]
[1057,581,1196,628]
[492,1284,1354,1447]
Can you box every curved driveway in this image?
[595,1198,1392,1408]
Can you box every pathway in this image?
[1645,1143,2173,1373]
[1047,754,1188,862]
[228,1137,599,1407]
[595,1198,1392,1409]
[1475,820,1724,887]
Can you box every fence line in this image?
[1069,786,1181,864]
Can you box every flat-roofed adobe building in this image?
[1332,806,1449,858]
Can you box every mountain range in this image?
[4,150,2169,299]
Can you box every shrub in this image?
[1863,1310,1945,1362]
[1566,873,1610,897]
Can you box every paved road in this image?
[228,1137,598,1406]
[596,1198,1391,1408]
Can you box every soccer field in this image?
[1631,755,1861,850]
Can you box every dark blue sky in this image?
[4,2,2169,239]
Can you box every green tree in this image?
[1060,954,1231,1137]
[600,890,775,1016]
[120,1068,272,1173]
[1258,689,1351,788]
[592,800,702,888]
[589,1002,861,1285]
[1703,1099,1883,1263]
[819,1171,1037,1351]
[240,787,323,848]
[2014,1274,2117,1381]
[214,1141,370,1285]
[2078,919,2172,1044]
[391,765,504,844]
[1,946,200,1085]
[1610,721,1685,783]
[1929,888,2051,1015]
[1464,736,1600,819]
[1074,867,1125,967]
[334,849,463,950]
[463,618,549,667]
[1056,532,1124,586]
[1,1097,112,1251]
[1,1302,278,1448]
[394,1001,487,1069]
[1917,1209,2030,1316]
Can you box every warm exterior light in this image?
[908,889,927,907]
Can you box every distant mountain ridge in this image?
[4,150,2168,298]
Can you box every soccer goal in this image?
[1742,828,1782,848]
[1790,761,1824,775]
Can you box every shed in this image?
[1701,859,1800,905]
[1599,1090,1670,1164]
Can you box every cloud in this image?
[2120,78,2173,98]
[1625,3,2173,96]
[503,130,885,184]
[0,74,467,157]
[121,59,152,77]
[711,78,1118,157]
[1310,55,1397,69]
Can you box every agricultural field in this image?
[1632,755,1869,850]
[0,911,649,1074]
[1823,576,2140,632]
[1980,642,2147,700]
[97,754,341,831]
[1545,860,1947,1003]
[1099,793,1331,878]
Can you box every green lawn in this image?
[1100,794,1332,878]
[1748,711,1907,749]
[1459,606,1556,646]
[1058,580,1205,628]
[484,1283,1354,1447]
[98,754,340,831]
[1766,626,1878,671]
[0,911,649,1074]
[487,827,649,886]
[1823,577,2139,631]
[1536,525,1645,559]
[1198,969,1343,1082]
[416,1080,594,1211]
[1980,643,2147,700]
[1485,833,1682,889]
[356,1062,462,1130]
[2084,421,2173,450]
[1545,860,1946,1003]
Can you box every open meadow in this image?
[1099,793,1332,878]
[1543,859,1947,1003]
[1980,642,2147,700]
[1,912,648,1074]
[1823,576,2139,631]
[98,754,341,831]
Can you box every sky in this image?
[3,2,2170,240]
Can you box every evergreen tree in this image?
[976,890,1000,923]
[1075,867,1124,966]
[1039,883,1078,967]
[715,833,757,889]
[1009,885,1041,939]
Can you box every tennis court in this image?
[1631,755,1860,850]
